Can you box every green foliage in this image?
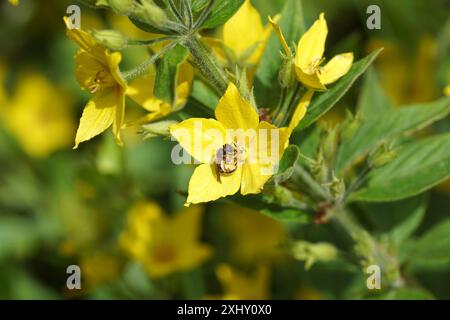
[273,145,300,185]
[199,0,245,29]
[408,219,450,265]
[255,0,305,107]
[336,97,450,174]
[154,44,189,105]
[353,134,450,202]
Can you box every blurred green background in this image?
[0,0,449,299]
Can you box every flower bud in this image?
[108,0,136,15]
[91,30,127,50]
[330,172,345,199]
[369,143,397,168]
[278,54,295,88]
[135,0,167,28]
[141,120,178,139]
[341,110,361,141]
[292,241,338,270]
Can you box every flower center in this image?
[152,243,177,263]
[215,143,245,175]
[88,70,109,94]
[306,57,323,74]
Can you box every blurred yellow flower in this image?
[367,36,439,105]
[80,253,122,288]
[206,0,271,81]
[444,85,450,97]
[170,83,290,205]
[120,201,212,278]
[126,62,194,126]
[215,264,270,300]
[0,72,75,158]
[8,0,19,6]
[220,204,285,265]
[294,13,353,90]
[64,17,127,148]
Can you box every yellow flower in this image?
[8,0,19,6]
[80,253,121,288]
[444,85,450,96]
[64,17,127,148]
[206,0,271,80]
[294,13,353,90]
[120,201,212,278]
[170,83,290,205]
[219,204,285,264]
[126,62,194,125]
[215,264,270,300]
[1,72,75,158]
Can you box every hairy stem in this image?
[183,35,229,95]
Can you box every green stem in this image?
[127,36,177,46]
[123,41,178,82]
[183,35,229,95]
[292,165,330,202]
[333,209,403,288]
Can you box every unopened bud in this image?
[330,172,345,199]
[91,29,127,50]
[278,54,295,88]
[369,143,397,168]
[141,120,178,139]
[341,110,361,141]
[108,0,136,15]
[292,241,338,270]
[135,0,167,27]
[321,124,339,162]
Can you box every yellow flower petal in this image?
[112,87,126,146]
[107,51,127,88]
[215,83,259,131]
[75,51,116,91]
[74,88,119,148]
[294,67,326,90]
[64,17,107,62]
[268,16,291,56]
[223,0,265,62]
[187,164,242,205]
[318,53,354,85]
[295,13,328,73]
[127,72,168,113]
[170,118,226,163]
[241,121,289,195]
[288,89,314,134]
[444,85,450,97]
[240,163,272,195]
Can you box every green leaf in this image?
[273,145,300,185]
[254,0,305,107]
[191,0,209,12]
[230,193,310,223]
[200,0,245,29]
[357,68,391,118]
[336,96,450,174]
[128,16,174,35]
[374,288,434,300]
[361,195,427,246]
[0,216,38,261]
[298,49,382,130]
[409,219,450,265]
[352,133,450,202]
[154,44,189,105]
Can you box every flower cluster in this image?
[65,1,353,206]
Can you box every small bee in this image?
[215,143,238,176]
